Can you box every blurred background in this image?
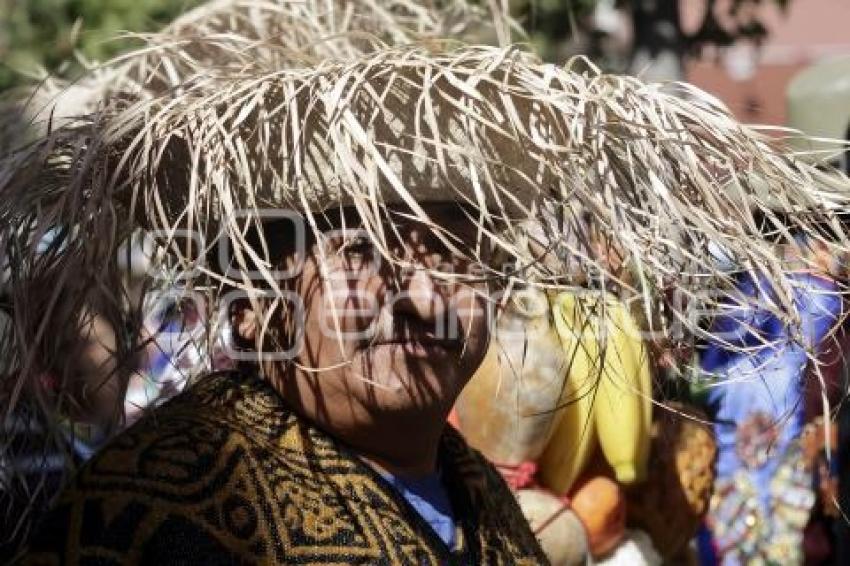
[3,0,850,126]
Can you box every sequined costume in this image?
[702,271,843,564]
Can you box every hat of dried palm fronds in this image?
[1,0,512,150]
[3,1,850,410]
[2,0,850,548]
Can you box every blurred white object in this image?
[116,231,156,279]
[124,289,205,422]
[514,489,588,566]
[594,530,661,566]
[723,44,758,82]
[592,0,621,35]
[708,240,737,272]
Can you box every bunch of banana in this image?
[538,292,602,494]
[539,291,653,493]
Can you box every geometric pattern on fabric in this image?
[24,372,546,565]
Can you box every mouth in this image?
[372,341,460,359]
[366,318,463,357]
[373,337,461,350]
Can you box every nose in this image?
[390,266,448,323]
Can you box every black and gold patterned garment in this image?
[25,372,547,565]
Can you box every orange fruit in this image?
[569,475,626,558]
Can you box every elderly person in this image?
[25,203,545,564]
[3,1,850,564]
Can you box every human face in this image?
[35,309,123,427]
[270,203,492,427]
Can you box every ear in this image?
[231,299,259,344]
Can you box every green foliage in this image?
[0,0,200,90]
[0,0,796,91]
[509,0,597,60]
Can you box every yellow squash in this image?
[456,288,572,465]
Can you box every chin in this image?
[350,352,466,411]
[358,344,458,379]
[364,390,457,422]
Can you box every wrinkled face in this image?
[261,203,492,426]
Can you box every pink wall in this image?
[684,0,850,126]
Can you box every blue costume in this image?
[701,272,841,564]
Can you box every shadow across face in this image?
[232,202,494,436]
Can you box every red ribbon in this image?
[496,460,539,490]
[494,460,573,535]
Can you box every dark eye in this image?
[341,235,373,255]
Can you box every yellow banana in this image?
[594,296,652,485]
[538,292,602,496]
[609,300,653,482]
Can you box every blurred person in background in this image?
[0,301,123,560]
[700,224,848,565]
[0,232,209,560]
[787,59,850,565]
